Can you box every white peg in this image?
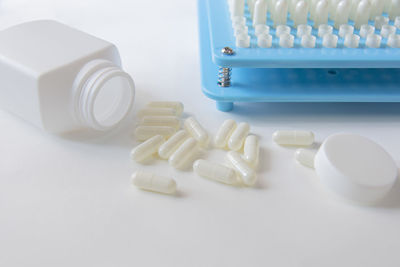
[131,135,165,163]
[184,117,208,145]
[276,25,291,36]
[322,33,338,48]
[381,25,397,38]
[349,0,361,20]
[132,171,176,195]
[388,34,400,47]
[236,33,251,48]
[169,137,198,169]
[253,0,268,26]
[339,24,354,38]
[395,16,400,29]
[243,135,260,167]
[214,119,237,149]
[297,24,312,37]
[279,33,295,47]
[318,24,333,37]
[301,35,316,47]
[255,24,270,36]
[366,34,382,48]
[374,16,389,30]
[344,34,360,48]
[370,0,385,20]
[193,160,238,185]
[227,151,258,186]
[354,0,371,30]
[134,126,176,141]
[359,24,375,38]
[258,33,273,47]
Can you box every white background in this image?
[1,1,400,266]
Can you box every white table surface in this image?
[1,1,400,266]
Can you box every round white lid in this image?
[315,133,398,204]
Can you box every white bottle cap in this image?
[315,133,398,204]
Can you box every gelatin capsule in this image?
[214,119,237,149]
[272,130,314,146]
[132,171,176,194]
[146,101,184,116]
[169,137,198,169]
[227,151,257,186]
[140,116,181,129]
[137,107,177,117]
[228,122,250,151]
[243,135,260,167]
[158,130,188,159]
[184,117,209,145]
[193,159,238,185]
[295,149,316,168]
[134,126,176,141]
[131,135,165,163]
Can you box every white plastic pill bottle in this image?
[0,20,135,134]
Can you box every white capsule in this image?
[274,0,289,27]
[366,34,382,48]
[301,34,317,48]
[146,101,184,116]
[214,119,237,149]
[314,0,329,28]
[381,25,397,38]
[293,0,308,27]
[132,171,176,194]
[354,0,371,30]
[272,130,315,146]
[334,0,350,29]
[158,130,188,159]
[184,117,209,145]
[253,0,268,26]
[131,135,165,163]
[228,122,250,151]
[297,24,312,37]
[227,151,257,186]
[137,107,177,117]
[295,149,316,168]
[243,135,260,167]
[338,24,354,38]
[359,24,375,38]
[318,24,333,37]
[232,0,245,17]
[169,137,198,169]
[140,116,181,129]
[349,0,361,20]
[344,34,360,48]
[134,126,176,141]
[193,159,238,185]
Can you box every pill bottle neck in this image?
[73,59,135,131]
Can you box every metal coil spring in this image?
[218,67,232,87]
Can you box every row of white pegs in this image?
[228,0,400,30]
[235,22,400,48]
[131,103,262,195]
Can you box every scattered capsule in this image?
[169,137,198,169]
[243,135,260,167]
[140,116,181,129]
[134,126,176,141]
[137,107,177,118]
[146,101,184,116]
[132,171,176,194]
[214,119,237,149]
[228,122,250,151]
[272,130,314,146]
[193,159,238,185]
[131,135,165,163]
[295,149,316,168]
[184,117,209,145]
[227,151,257,186]
[158,130,188,159]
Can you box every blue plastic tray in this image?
[198,0,400,111]
[207,0,400,68]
